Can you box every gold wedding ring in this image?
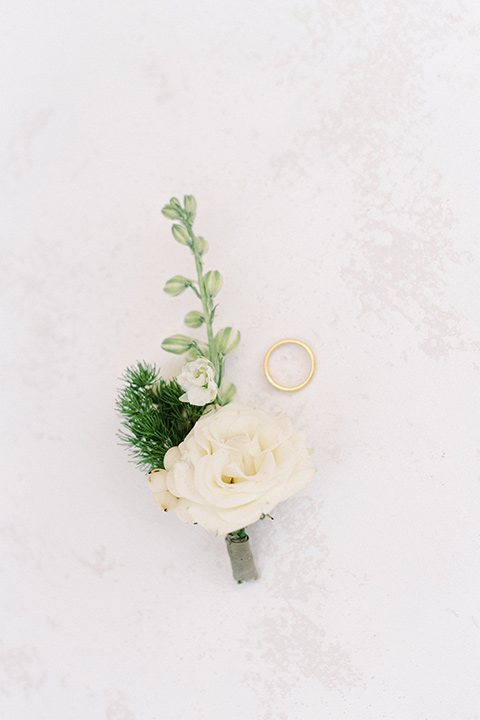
[264,339,315,392]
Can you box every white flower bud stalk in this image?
[204,270,223,296]
[215,327,241,355]
[161,334,193,354]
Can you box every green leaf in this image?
[184,310,205,328]
[172,224,190,245]
[204,270,223,296]
[215,327,241,355]
[163,275,190,296]
[161,334,193,354]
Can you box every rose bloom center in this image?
[218,433,260,484]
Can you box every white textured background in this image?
[2,1,480,718]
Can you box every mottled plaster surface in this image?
[2,1,480,718]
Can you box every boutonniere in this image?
[117,195,316,582]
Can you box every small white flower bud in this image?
[194,236,208,255]
[204,270,223,296]
[215,327,241,355]
[217,380,236,405]
[161,334,193,354]
[163,275,189,296]
[170,197,183,210]
[184,310,205,328]
[171,224,190,245]
[184,195,197,220]
[161,205,180,220]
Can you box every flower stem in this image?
[229,527,246,539]
[184,222,220,380]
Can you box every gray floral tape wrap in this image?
[225,531,258,583]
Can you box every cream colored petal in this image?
[185,384,216,406]
[213,502,266,534]
[177,501,254,535]
[258,460,316,510]
[174,498,196,525]
[168,460,206,504]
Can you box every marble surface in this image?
[2,1,480,718]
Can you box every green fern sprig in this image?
[116,362,205,471]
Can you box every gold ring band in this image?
[264,339,315,392]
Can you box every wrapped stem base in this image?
[225,531,257,583]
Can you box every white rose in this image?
[177,358,218,406]
[148,403,316,534]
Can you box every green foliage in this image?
[116,362,205,471]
